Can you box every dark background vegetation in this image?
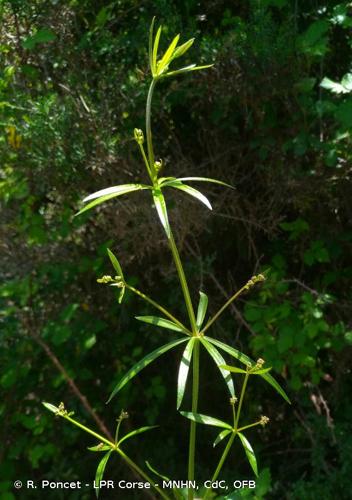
[1,0,352,499]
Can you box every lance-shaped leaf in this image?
[238,432,258,477]
[107,248,124,281]
[165,64,213,78]
[219,365,247,374]
[177,338,195,409]
[135,315,186,333]
[172,38,195,60]
[149,17,156,73]
[175,177,235,189]
[180,411,232,430]
[205,337,290,404]
[88,444,111,452]
[42,402,59,414]
[196,291,208,329]
[153,189,171,238]
[250,367,272,375]
[107,337,187,403]
[146,461,171,482]
[213,429,232,447]
[118,426,158,446]
[83,184,149,202]
[167,181,212,210]
[76,184,149,216]
[158,34,180,74]
[200,338,235,397]
[95,450,113,498]
[153,25,162,75]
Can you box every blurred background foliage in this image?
[1,0,352,499]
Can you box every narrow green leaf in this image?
[145,461,171,482]
[213,429,232,447]
[107,337,187,403]
[206,337,291,404]
[238,432,258,477]
[153,189,171,238]
[42,402,59,414]
[158,34,180,74]
[168,182,212,210]
[95,450,113,498]
[176,177,235,189]
[250,367,272,375]
[180,411,232,430]
[200,338,235,397]
[149,17,156,73]
[118,426,158,446]
[88,444,111,452]
[220,365,247,374]
[76,193,123,216]
[177,338,195,409]
[135,315,185,333]
[165,64,213,78]
[153,26,162,74]
[83,184,148,202]
[107,248,124,281]
[196,291,208,329]
[172,38,195,59]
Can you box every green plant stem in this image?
[118,449,171,500]
[203,432,236,500]
[188,339,200,500]
[201,284,248,335]
[125,282,190,334]
[235,371,250,430]
[138,142,153,181]
[237,421,262,433]
[146,78,157,179]
[61,414,170,500]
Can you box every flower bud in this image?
[260,415,269,426]
[134,128,144,144]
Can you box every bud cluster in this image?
[244,274,266,291]
[260,415,270,426]
[134,128,144,145]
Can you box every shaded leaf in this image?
[220,365,247,374]
[206,337,290,404]
[42,402,59,414]
[118,426,158,446]
[88,444,111,452]
[107,337,187,403]
[95,450,113,498]
[213,429,232,447]
[135,315,185,333]
[180,411,232,429]
[196,291,208,329]
[177,338,195,409]
[200,338,235,397]
[107,248,124,281]
[145,461,170,481]
[238,432,258,477]
[149,17,156,73]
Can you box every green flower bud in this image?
[134,128,144,144]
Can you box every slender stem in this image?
[117,449,171,500]
[201,284,248,335]
[237,421,262,433]
[235,371,249,430]
[203,432,236,500]
[114,419,123,444]
[126,283,191,334]
[61,413,170,500]
[138,142,153,181]
[146,78,157,180]
[188,340,200,500]
[168,231,198,334]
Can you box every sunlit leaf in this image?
[206,337,290,403]
[107,337,187,403]
[200,338,235,397]
[153,26,162,75]
[196,291,208,329]
[175,177,235,189]
[238,432,258,477]
[158,34,180,74]
[118,426,158,446]
[177,338,195,409]
[165,64,213,78]
[172,38,195,59]
[219,365,247,374]
[180,411,232,429]
[213,429,232,447]
[149,17,156,73]
[135,315,186,333]
[167,181,212,210]
[95,450,113,498]
[153,189,171,238]
[42,402,59,414]
[83,184,148,202]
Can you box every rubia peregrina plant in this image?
[43,18,290,500]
